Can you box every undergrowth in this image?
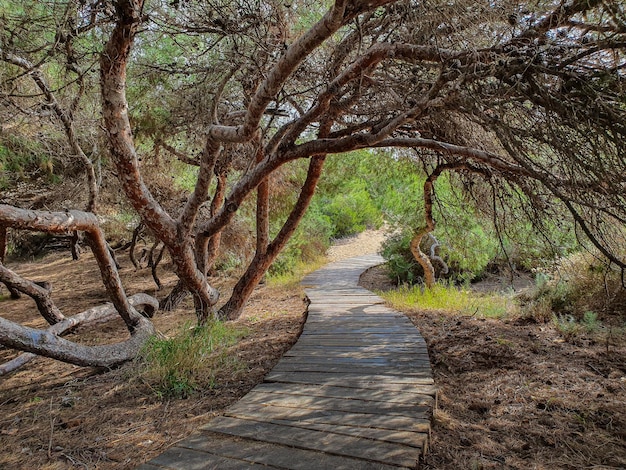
[133,321,248,399]
[380,283,517,319]
[267,254,328,288]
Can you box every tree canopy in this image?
[1,0,625,367]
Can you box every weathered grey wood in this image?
[218,402,431,433]
[236,390,432,417]
[281,356,430,372]
[265,371,434,386]
[223,410,429,450]
[180,432,405,470]
[284,349,430,359]
[244,382,435,405]
[146,445,274,469]
[139,254,434,470]
[270,363,431,377]
[208,416,421,468]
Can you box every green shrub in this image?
[320,179,382,238]
[380,231,424,285]
[0,136,60,189]
[380,225,499,286]
[269,203,334,277]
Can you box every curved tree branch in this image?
[0,293,158,375]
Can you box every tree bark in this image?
[0,314,154,368]
[101,0,220,323]
[0,293,157,375]
[219,155,326,320]
[0,204,143,330]
[0,264,65,325]
[410,162,474,287]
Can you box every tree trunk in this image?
[0,224,20,299]
[0,264,65,325]
[410,229,436,288]
[410,162,470,288]
[0,204,143,331]
[159,280,188,311]
[101,0,220,324]
[219,155,326,320]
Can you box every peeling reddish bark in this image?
[0,204,142,330]
[219,155,326,320]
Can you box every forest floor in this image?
[1,230,625,469]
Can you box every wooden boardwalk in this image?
[139,255,435,470]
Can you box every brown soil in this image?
[361,265,626,470]
[2,236,625,470]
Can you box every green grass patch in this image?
[267,255,328,289]
[379,283,517,319]
[134,321,248,399]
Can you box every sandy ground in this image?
[326,228,386,261]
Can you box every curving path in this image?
[139,255,435,470]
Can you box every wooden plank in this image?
[303,318,414,326]
[293,337,424,344]
[270,363,430,377]
[276,356,431,368]
[265,371,434,387]
[283,349,430,359]
[218,402,431,433]
[206,416,421,468]
[284,348,430,356]
[238,390,432,417]
[292,340,425,348]
[303,313,406,320]
[180,431,404,470]
[146,445,272,469]
[301,327,413,335]
[223,409,429,450]
[250,382,435,405]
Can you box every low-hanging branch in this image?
[0,204,143,330]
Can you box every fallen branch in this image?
[0,293,158,375]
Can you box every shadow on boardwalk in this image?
[139,255,435,470]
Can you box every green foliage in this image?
[269,203,334,277]
[0,136,59,189]
[318,179,382,238]
[380,224,499,286]
[380,231,423,285]
[134,321,247,399]
[380,282,516,319]
[171,161,200,192]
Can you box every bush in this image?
[380,231,424,285]
[0,135,60,189]
[268,203,334,277]
[320,179,382,238]
[523,249,626,323]
[380,225,499,286]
